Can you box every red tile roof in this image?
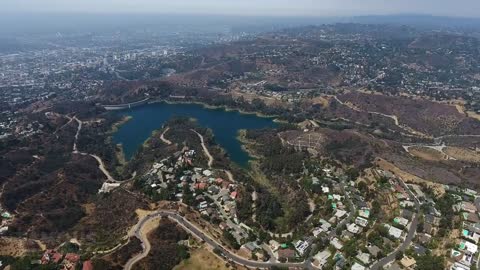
[195,182,207,190]
[82,260,93,270]
[64,253,80,263]
[52,252,63,264]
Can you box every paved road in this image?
[328,179,356,239]
[124,210,312,270]
[475,196,480,269]
[370,180,420,270]
[303,178,355,269]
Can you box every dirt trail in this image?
[54,116,73,134]
[160,127,172,145]
[70,115,135,183]
[333,96,429,138]
[89,154,122,183]
[72,117,82,153]
[223,170,235,182]
[191,129,213,168]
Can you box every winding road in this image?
[72,117,82,153]
[124,210,313,270]
[370,180,420,270]
[123,179,358,270]
[328,178,356,239]
[160,127,172,145]
[191,129,213,168]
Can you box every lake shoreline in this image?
[155,99,278,120]
[110,101,278,166]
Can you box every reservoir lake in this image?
[112,102,277,167]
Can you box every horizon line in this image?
[1,11,480,20]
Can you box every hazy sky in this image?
[3,0,480,17]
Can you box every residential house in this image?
[347,223,361,234]
[331,238,343,250]
[451,249,463,262]
[208,185,220,195]
[459,240,478,254]
[423,223,435,235]
[312,227,324,237]
[462,229,480,244]
[320,219,332,232]
[202,169,213,177]
[457,202,477,213]
[366,244,381,258]
[463,213,480,224]
[394,217,409,227]
[351,262,366,270]
[418,233,431,245]
[335,209,347,219]
[241,242,258,255]
[62,253,80,270]
[451,262,470,270]
[400,256,416,269]
[400,201,415,208]
[358,208,370,219]
[313,250,331,268]
[41,250,63,265]
[356,252,371,265]
[464,222,480,235]
[269,240,280,251]
[294,240,309,256]
[385,225,403,239]
[355,217,369,227]
[413,244,427,256]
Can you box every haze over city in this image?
[3,0,480,17]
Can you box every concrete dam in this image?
[103,98,150,111]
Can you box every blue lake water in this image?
[112,102,277,167]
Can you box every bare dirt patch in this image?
[467,111,480,121]
[82,203,96,215]
[408,146,447,161]
[174,246,247,270]
[0,237,41,257]
[375,158,445,196]
[444,147,480,163]
[311,96,330,107]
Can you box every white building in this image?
[331,238,344,250]
[386,225,403,239]
[335,209,347,219]
[351,262,366,270]
[347,223,361,234]
[355,217,369,227]
[295,240,309,256]
[313,250,331,268]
